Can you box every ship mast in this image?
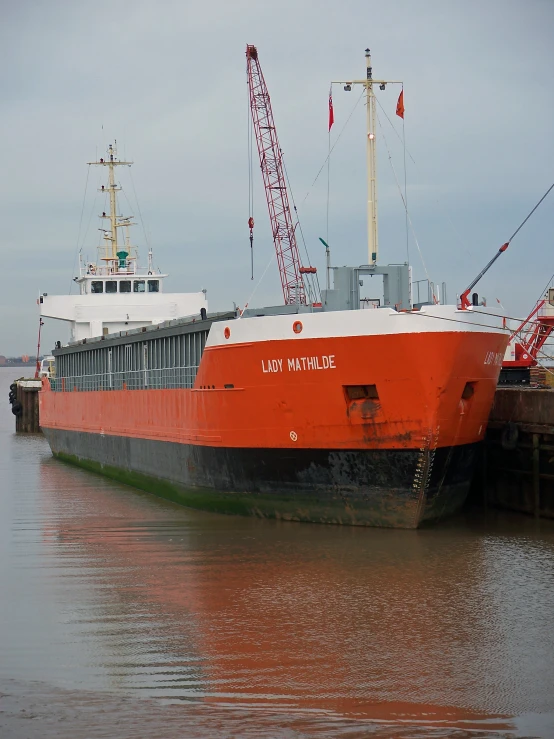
[365,49,378,266]
[333,50,402,266]
[88,143,134,270]
[107,146,119,259]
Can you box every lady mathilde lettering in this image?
[261,355,336,373]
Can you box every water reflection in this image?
[28,457,554,732]
[2,368,554,737]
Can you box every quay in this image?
[8,378,42,433]
[482,385,554,519]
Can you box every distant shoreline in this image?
[0,364,37,370]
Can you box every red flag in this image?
[396,89,404,119]
[328,89,334,131]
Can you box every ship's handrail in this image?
[50,365,200,392]
[80,265,140,277]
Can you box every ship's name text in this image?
[484,350,504,367]
[261,355,336,373]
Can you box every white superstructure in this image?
[40,143,207,343]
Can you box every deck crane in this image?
[500,291,554,384]
[246,44,316,305]
[457,180,554,384]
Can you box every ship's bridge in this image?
[39,142,208,345]
[77,273,165,296]
[40,268,208,344]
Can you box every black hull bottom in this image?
[42,429,480,529]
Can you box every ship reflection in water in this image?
[2,412,554,736]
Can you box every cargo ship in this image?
[39,50,509,528]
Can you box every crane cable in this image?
[508,182,554,243]
[466,181,554,298]
[237,249,277,320]
[247,75,255,280]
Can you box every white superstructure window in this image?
[106,281,117,294]
[148,280,159,293]
[120,281,131,293]
[134,280,145,293]
[91,281,103,293]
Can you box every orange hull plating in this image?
[40,331,506,452]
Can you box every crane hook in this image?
[248,217,254,279]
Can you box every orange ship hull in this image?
[40,308,508,528]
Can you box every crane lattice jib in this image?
[246,45,306,305]
[517,301,554,361]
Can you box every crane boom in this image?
[503,295,554,371]
[246,44,307,305]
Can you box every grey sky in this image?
[0,0,552,355]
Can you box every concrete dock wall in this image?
[9,379,42,433]
[484,388,554,519]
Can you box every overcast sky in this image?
[0,0,552,355]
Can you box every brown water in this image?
[1,367,554,738]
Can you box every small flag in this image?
[328,88,334,131]
[396,89,404,119]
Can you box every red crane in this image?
[501,290,554,383]
[246,44,309,305]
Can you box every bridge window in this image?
[120,281,131,293]
[106,281,117,294]
[148,280,159,293]
[134,280,145,293]
[91,281,103,293]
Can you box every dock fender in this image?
[11,400,22,416]
[501,422,519,451]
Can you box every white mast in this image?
[365,49,378,266]
[88,143,134,270]
[333,50,402,266]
